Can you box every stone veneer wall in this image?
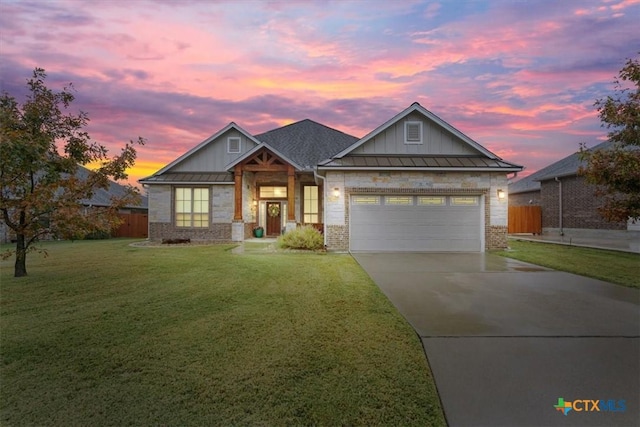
[149,222,231,242]
[244,222,257,239]
[488,225,508,249]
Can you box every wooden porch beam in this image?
[234,166,243,220]
[287,165,295,221]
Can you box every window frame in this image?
[303,185,319,224]
[417,196,446,206]
[227,137,241,154]
[385,196,414,205]
[175,187,210,228]
[404,121,423,144]
[450,196,479,206]
[352,195,381,205]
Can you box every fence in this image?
[113,212,148,238]
[508,206,542,234]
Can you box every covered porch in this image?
[230,146,323,241]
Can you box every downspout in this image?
[313,169,328,247]
[555,177,563,236]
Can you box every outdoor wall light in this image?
[497,189,506,200]
[333,188,340,197]
[252,200,258,206]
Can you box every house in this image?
[509,141,640,235]
[140,102,523,252]
[75,166,149,238]
[0,166,148,243]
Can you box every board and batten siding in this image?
[170,129,258,172]
[351,113,479,156]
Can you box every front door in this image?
[266,202,282,236]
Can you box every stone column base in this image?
[285,221,298,234]
[232,221,244,241]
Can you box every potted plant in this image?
[253,226,264,238]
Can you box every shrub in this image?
[277,225,324,250]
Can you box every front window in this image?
[259,186,287,198]
[176,187,209,227]
[303,185,319,223]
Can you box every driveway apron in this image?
[353,253,639,427]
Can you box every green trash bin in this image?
[253,227,264,238]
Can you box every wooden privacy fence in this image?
[113,212,148,238]
[508,206,542,234]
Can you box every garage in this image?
[349,194,482,252]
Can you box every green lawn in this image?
[496,239,640,288]
[0,239,445,426]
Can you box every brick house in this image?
[509,141,640,235]
[141,103,523,251]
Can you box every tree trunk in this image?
[14,233,27,277]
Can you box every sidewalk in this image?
[509,233,640,254]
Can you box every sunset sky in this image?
[1,0,639,187]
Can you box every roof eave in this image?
[317,166,524,172]
[142,181,233,185]
[533,171,578,182]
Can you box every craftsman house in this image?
[140,103,522,251]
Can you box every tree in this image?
[0,68,144,277]
[579,54,640,223]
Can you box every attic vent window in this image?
[405,121,423,144]
[227,137,241,153]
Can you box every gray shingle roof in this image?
[319,155,522,170]
[76,166,148,209]
[255,119,359,170]
[509,141,614,194]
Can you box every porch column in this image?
[286,166,297,233]
[287,166,295,221]
[234,166,243,220]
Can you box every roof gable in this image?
[151,122,261,176]
[255,119,358,169]
[334,102,499,159]
[225,142,304,171]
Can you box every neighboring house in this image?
[509,141,640,234]
[140,102,523,252]
[0,166,148,243]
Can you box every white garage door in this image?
[350,195,482,252]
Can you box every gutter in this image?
[313,169,328,247]
[317,166,523,172]
[555,177,563,236]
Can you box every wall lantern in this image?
[333,187,340,197]
[497,189,506,200]
[252,200,258,206]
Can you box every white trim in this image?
[227,137,241,153]
[404,121,423,144]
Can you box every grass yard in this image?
[0,239,445,426]
[496,239,640,288]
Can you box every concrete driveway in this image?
[353,253,640,427]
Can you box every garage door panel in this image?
[350,195,481,252]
